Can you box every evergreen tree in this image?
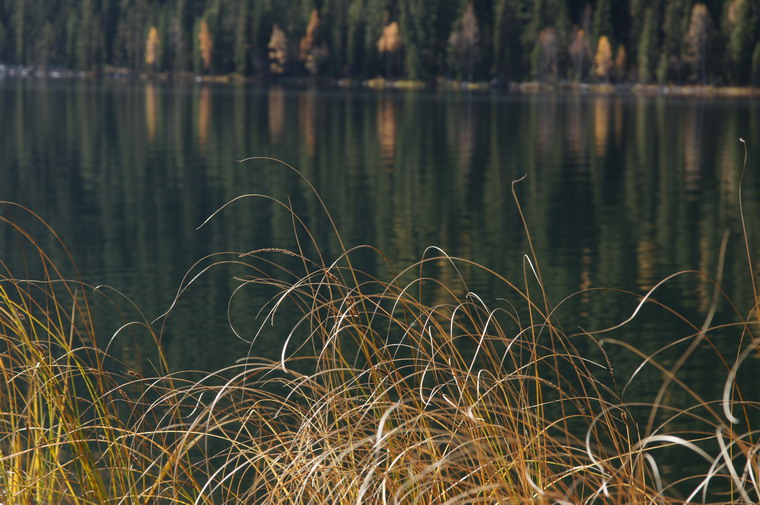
[494,0,508,79]
[448,2,481,81]
[533,27,558,81]
[0,17,6,63]
[37,22,55,65]
[251,0,275,74]
[637,7,656,83]
[684,3,713,84]
[724,0,758,83]
[346,0,367,75]
[114,0,149,68]
[14,0,27,63]
[751,41,760,85]
[568,27,591,81]
[1,0,759,86]
[657,0,689,83]
[78,0,105,70]
[157,6,173,71]
[321,0,349,76]
[398,0,434,79]
[592,0,613,45]
[234,0,250,74]
[525,0,569,79]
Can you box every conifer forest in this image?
[0,0,759,84]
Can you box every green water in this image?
[1,79,759,393]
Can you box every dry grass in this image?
[1,155,760,504]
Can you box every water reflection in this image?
[0,81,759,382]
[197,86,211,148]
[635,223,657,291]
[299,89,316,158]
[447,97,474,178]
[268,85,285,145]
[683,102,706,199]
[566,95,587,166]
[593,96,609,156]
[377,96,397,169]
[145,82,157,142]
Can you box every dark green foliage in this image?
[637,7,656,83]
[724,0,758,83]
[751,41,760,85]
[592,0,612,44]
[656,0,689,83]
[0,0,756,85]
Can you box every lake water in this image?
[1,79,759,395]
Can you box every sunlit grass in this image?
[1,153,760,504]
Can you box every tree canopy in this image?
[0,0,756,85]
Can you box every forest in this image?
[1,0,759,85]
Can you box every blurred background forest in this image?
[0,0,759,85]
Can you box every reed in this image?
[1,154,759,504]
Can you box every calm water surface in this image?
[2,80,759,399]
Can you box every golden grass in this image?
[1,155,759,504]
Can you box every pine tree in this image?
[493,0,529,81]
[526,0,569,79]
[398,0,430,79]
[114,0,148,68]
[234,0,251,74]
[321,0,349,76]
[448,2,481,81]
[14,0,27,63]
[533,27,557,81]
[568,27,590,81]
[250,0,274,74]
[684,3,713,84]
[78,0,105,70]
[346,0,366,75]
[725,0,757,84]
[0,17,6,62]
[592,0,613,45]
[637,7,656,83]
[657,0,689,83]
[751,41,760,85]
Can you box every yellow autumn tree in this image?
[377,21,401,54]
[145,26,160,68]
[199,19,213,72]
[300,9,319,61]
[594,35,613,81]
[614,45,627,80]
[299,9,328,75]
[268,25,289,74]
[377,20,401,79]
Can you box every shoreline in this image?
[2,64,759,97]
